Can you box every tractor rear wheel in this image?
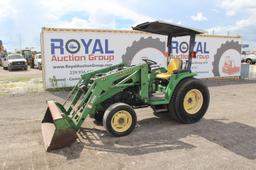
[103,103,137,137]
[168,78,209,124]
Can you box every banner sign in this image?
[172,36,241,78]
[41,28,241,89]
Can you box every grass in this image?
[0,74,73,96]
[10,76,32,82]
[0,77,44,95]
[0,76,33,82]
[0,92,7,96]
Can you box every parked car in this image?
[241,54,256,64]
[2,54,28,71]
[34,53,42,69]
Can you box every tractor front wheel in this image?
[169,78,210,124]
[103,103,137,137]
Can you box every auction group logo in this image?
[50,38,115,62]
[170,41,210,60]
[212,41,241,76]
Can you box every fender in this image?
[149,71,196,105]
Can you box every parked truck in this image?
[21,49,33,66]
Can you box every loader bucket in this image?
[41,101,77,151]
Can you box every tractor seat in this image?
[156,58,183,80]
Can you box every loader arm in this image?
[70,63,149,129]
[41,63,150,151]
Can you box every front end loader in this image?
[41,21,210,151]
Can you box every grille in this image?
[12,61,25,65]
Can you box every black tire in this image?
[168,78,210,124]
[24,66,28,71]
[103,103,137,137]
[38,64,42,70]
[94,111,104,122]
[246,59,253,65]
[3,67,7,70]
[8,66,12,71]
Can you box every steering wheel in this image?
[142,58,157,66]
[142,58,159,70]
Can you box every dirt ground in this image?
[0,67,42,81]
[0,79,256,170]
[0,68,43,95]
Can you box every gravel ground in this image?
[0,67,42,81]
[0,79,256,170]
[0,67,43,95]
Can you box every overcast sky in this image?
[0,0,255,51]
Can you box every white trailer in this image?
[41,27,241,89]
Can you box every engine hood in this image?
[8,58,26,62]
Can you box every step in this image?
[150,91,165,100]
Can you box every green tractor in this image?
[41,21,210,151]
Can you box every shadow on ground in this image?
[51,112,256,160]
[79,114,256,159]
[50,142,84,160]
[49,91,69,100]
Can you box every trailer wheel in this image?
[169,78,209,124]
[103,103,137,137]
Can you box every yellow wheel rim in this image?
[183,89,203,114]
[111,110,132,133]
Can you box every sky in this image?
[0,0,255,51]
